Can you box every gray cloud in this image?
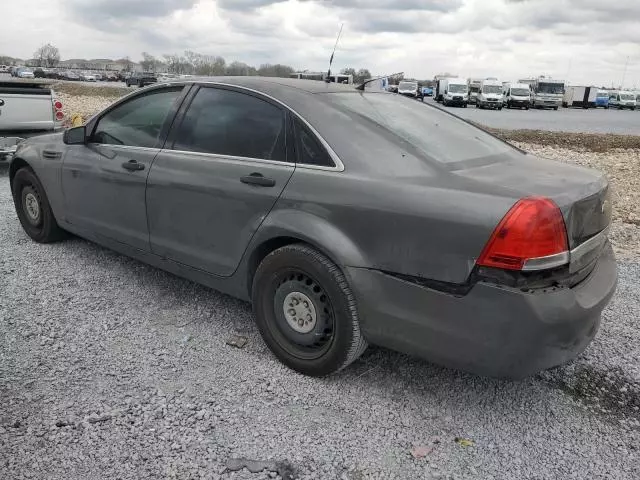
[68,0,197,23]
[217,0,287,10]
[322,0,463,10]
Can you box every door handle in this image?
[240,173,276,187]
[121,159,145,172]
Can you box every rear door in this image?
[61,85,187,250]
[146,85,295,276]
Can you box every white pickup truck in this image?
[0,80,64,161]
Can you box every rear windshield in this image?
[326,92,511,164]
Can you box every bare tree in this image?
[258,64,295,78]
[33,44,60,68]
[140,52,156,72]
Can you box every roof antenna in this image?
[326,23,344,83]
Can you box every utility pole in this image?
[621,55,630,89]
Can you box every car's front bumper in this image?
[346,243,617,378]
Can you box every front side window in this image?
[173,87,286,161]
[92,87,182,147]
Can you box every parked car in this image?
[126,71,158,87]
[33,68,47,79]
[64,71,80,81]
[0,65,9,73]
[421,86,433,97]
[595,90,610,109]
[7,78,616,378]
[16,68,35,79]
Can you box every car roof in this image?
[168,75,358,94]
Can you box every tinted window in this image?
[294,119,334,167]
[92,87,182,148]
[327,92,511,164]
[173,87,286,161]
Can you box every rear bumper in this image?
[347,243,617,378]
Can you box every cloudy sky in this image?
[2,0,640,87]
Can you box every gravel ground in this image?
[3,92,640,479]
[1,167,639,478]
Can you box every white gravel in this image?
[1,162,639,478]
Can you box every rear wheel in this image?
[252,244,368,376]
[11,168,66,243]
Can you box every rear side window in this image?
[173,87,286,161]
[293,119,334,167]
[91,87,182,148]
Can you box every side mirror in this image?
[63,126,87,145]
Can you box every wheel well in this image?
[9,158,32,188]
[246,236,342,298]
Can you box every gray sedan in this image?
[8,77,617,378]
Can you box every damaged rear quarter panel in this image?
[277,166,514,284]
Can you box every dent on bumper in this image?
[346,244,617,378]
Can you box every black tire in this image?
[252,244,368,376]
[11,168,66,243]
[553,107,558,111]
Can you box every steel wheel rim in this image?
[22,189,41,226]
[271,270,335,360]
[282,291,317,334]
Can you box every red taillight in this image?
[54,100,63,110]
[477,197,569,271]
[55,110,64,120]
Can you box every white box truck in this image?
[562,86,597,108]
[440,78,468,107]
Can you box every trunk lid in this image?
[453,151,611,264]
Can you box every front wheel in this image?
[11,168,66,243]
[553,107,558,110]
[252,244,368,376]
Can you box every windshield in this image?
[537,83,564,94]
[482,85,502,94]
[326,92,511,164]
[469,85,480,93]
[621,94,635,101]
[597,92,609,98]
[448,84,467,93]
[511,88,530,96]
[399,81,417,90]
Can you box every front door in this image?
[61,86,185,250]
[146,85,295,276]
